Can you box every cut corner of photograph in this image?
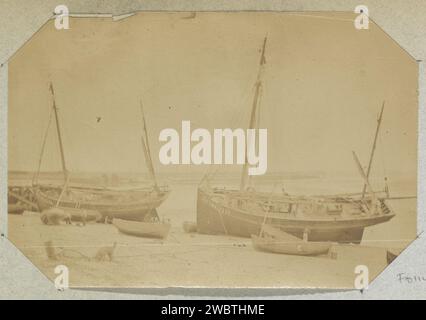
[4,10,419,292]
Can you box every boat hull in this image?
[196,188,395,244]
[251,234,331,256]
[35,187,169,221]
[113,218,171,239]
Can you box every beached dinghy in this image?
[113,218,171,239]
[251,225,332,256]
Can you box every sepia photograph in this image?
[6,11,417,289]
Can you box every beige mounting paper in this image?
[6,12,417,289]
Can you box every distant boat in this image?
[251,225,331,256]
[113,218,171,239]
[33,84,169,221]
[197,36,396,244]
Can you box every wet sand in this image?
[8,213,402,289]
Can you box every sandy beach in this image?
[7,176,417,289]
[7,212,406,289]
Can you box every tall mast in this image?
[49,83,68,183]
[240,36,267,191]
[361,101,385,198]
[140,101,159,192]
[353,151,376,212]
[33,107,54,185]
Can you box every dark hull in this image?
[197,189,395,244]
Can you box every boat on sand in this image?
[113,218,171,239]
[251,225,332,256]
[197,37,396,244]
[33,84,169,221]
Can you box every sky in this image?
[8,12,418,181]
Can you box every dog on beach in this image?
[94,242,117,262]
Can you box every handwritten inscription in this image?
[397,273,426,284]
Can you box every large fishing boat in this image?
[33,84,169,221]
[196,37,397,244]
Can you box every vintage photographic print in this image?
[7,11,417,289]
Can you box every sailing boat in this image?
[196,37,395,244]
[34,84,170,222]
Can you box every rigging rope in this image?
[33,107,54,185]
[378,125,389,196]
[378,125,387,177]
[206,70,257,182]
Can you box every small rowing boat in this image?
[113,218,171,239]
[251,225,332,256]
